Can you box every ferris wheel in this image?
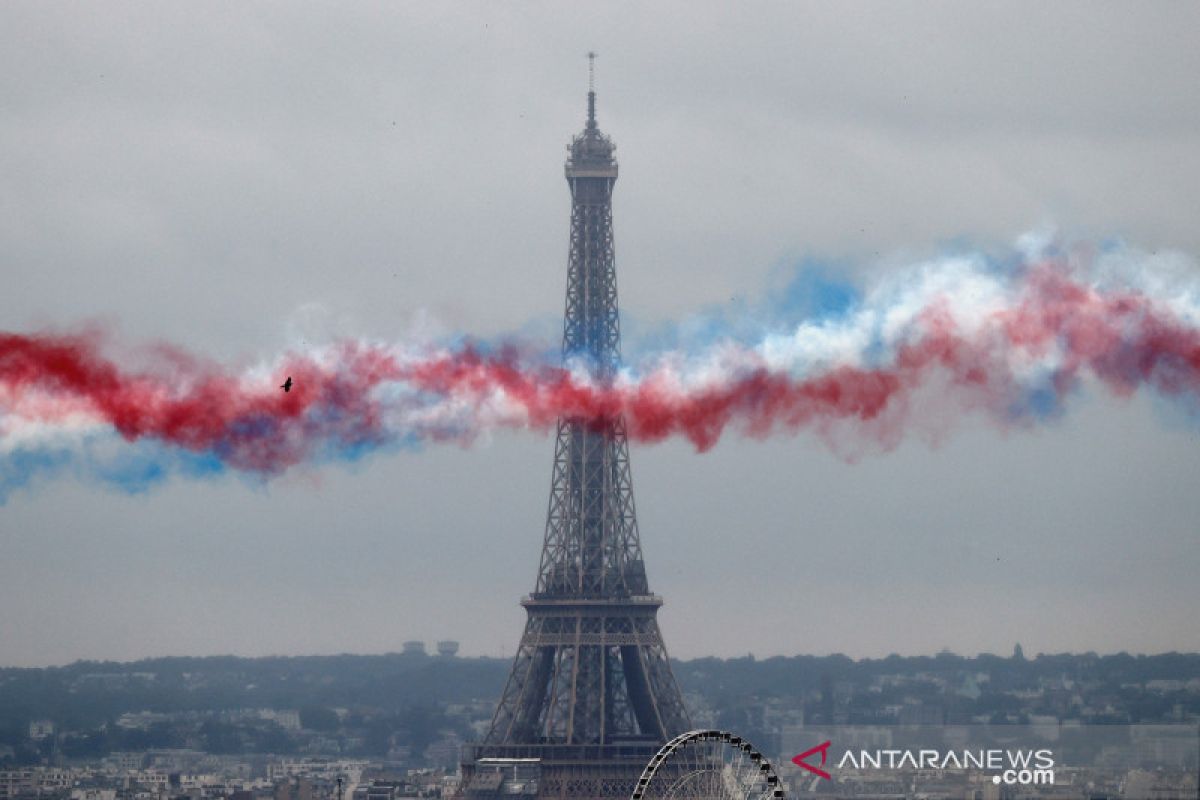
[631,729,786,800]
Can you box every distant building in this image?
[275,777,316,800]
[69,789,116,800]
[0,770,71,799]
[423,734,462,768]
[28,720,54,740]
[130,770,168,790]
[435,641,458,658]
[260,709,301,731]
[105,752,145,772]
[351,780,416,800]
[400,642,426,656]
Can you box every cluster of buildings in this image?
[3,665,1197,800]
[0,756,449,800]
[4,650,1200,799]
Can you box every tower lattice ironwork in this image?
[458,59,690,800]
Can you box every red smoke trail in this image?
[3,270,1200,475]
[405,270,1200,451]
[0,332,403,472]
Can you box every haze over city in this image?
[3,3,1200,668]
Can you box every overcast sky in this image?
[2,3,1199,668]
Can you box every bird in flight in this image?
[280,376,293,393]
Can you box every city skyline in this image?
[2,4,1200,667]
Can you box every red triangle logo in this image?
[792,740,832,780]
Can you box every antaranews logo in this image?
[792,743,1055,787]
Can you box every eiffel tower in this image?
[458,57,691,800]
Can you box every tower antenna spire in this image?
[586,51,597,126]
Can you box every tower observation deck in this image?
[457,59,691,800]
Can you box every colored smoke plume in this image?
[2,236,1199,498]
